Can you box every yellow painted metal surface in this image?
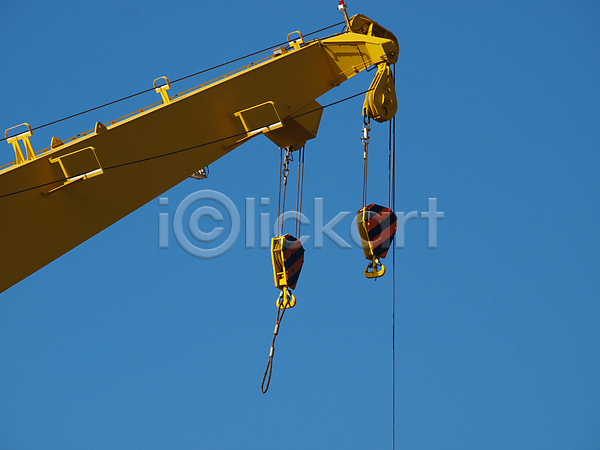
[364,63,397,122]
[5,124,36,165]
[0,14,398,293]
[270,236,297,310]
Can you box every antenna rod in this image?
[338,0,351,30]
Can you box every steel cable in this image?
[261,299,287,394]
[0,21,344,143]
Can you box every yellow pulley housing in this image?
[363,63,397,123]
[270,234,305,308]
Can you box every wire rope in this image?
[295,146,305,238]
[0,21,344,144]
[390,64,397,450]
[261,304,287,394]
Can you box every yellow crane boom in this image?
[0,13,398,293]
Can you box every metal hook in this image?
[364,257,386,279]
[276,287,296,309]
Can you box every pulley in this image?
[363,63,397,123]
[270,234,304,308]
[262,145,306,393]
[356,203,397,279]
[357,61,397,279]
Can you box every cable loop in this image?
[261,304,286,393]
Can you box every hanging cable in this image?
[263,144,304,393]
[295,146,305,237]
[388,115,393,209]
[391,113,396,449]
[0,21,344,144]
[295,146,301,236]
[299,147,305,236]
[356,87,397,280]
[277,148,283,226]
[279,147,291,235]
[391,64,397,450]
[261,303,287,393]
[361,115,370,208]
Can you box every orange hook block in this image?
[356,203,397,279]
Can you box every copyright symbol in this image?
[173,190,240,259]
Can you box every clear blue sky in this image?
[1,1,599,448]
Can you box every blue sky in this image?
[1,0,599,448]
